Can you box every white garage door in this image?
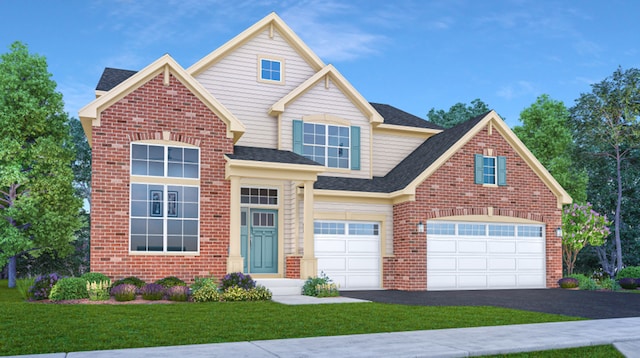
[315,221,381,290]
[427,221,546,290]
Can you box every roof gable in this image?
[188,12,325,77]
[269,64,383,124]
[79,54,246,145]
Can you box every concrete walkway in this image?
[10,317,640,357]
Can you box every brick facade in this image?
[384,125,563,290]
[285,255,302,279]
[90,73,233,283]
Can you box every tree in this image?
[571,67,640,275]
[513,94,588,202]
[427,99,491,128]
[69,118,91,205]
[562,203,610,275]
[0,42,82,287]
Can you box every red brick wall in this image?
[90,73,233,283]
[285,255,302,279]
[385,124,563,290]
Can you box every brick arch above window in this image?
[425,207,545,223]
[128,131,201,147]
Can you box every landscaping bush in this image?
[618,278,638,290]
[568,274,599,290]
[111,276,146,293]
[316,282,340,297]
[49,277,89,301]
[222,286,248,301]
[111,284,137,301]
[191,281,221,302]
[557,277,579,289]
[220,272,255,291]
[167,285,189,302]
[617,266,640,280]
[16,277,35,300]
[597,277,618,291]
[191,276,216,292]
[302,272,335,297]
[81,272,110,284]
[245,286,272,301]
[86,280,111,301]
[154,276,187,288]
[141,283,166,300]
[29,273,60,300]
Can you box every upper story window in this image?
[259,58,282,82]
[131,144,199,179]
[474,154,506,186]
[303,123,350,169]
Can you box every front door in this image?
[241,208,278,274]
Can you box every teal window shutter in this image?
[474,154,483,184]
[292,120,303,155]
[350,126,360,170]
[497,156,507,186]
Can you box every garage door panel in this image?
[428,240,456,253]
[315,239,347,254]
[458,257,487,270]
[427,221,545,290]
[348,240,379,254]
[318,257,346,270]
[348,257,379,271]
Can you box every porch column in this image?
[300,180,317,278]
[227,176,244,272]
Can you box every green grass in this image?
[483,344,623,357]
[0,280,582,356]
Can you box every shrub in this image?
[111,284,137,301]
[16,277,35,300]
[141,283,166,300]
[568,274,599,290]
[191,282,221,302]
[222,286,248,301]
[245,286,272,301]
[618,278,638,290]
[597,277,618,291]
[111,276,146,293]
[617,266,640,280]
[167,285,190,302]
[155,276,187,288]
[191,276,216,292]
[29,273,61,300]
[220,272,255,291]
[316,283,340,297]
[49,277,89,301]
[557,277,579,289]
[87,280,111,301]
[81,272,110,284]
[302,272,333,297]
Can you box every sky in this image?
[1,0,639,128]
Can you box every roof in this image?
[370,103,443,130]
[315,112,488,193]
[228,146,321,166]
[96,68,137,91]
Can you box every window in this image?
[132,144,199,179]
[130,143,200,253]
[488,224,515,237]
[427,223,456,235]
[348,223,379,236]
[301,123,350,168]
[314,222,345,235]
[260,58,281,82]
[474,154,506,186]
[241,187,278,205]
[459,224,486,236]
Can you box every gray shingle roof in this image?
[315,112,489,193]
[370,102,443,130]
[96,68,137,91]
[228,146,322,166]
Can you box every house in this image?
[79,13,571,291]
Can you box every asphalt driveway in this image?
[341,289,640,319]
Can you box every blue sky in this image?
[1,0,639,128]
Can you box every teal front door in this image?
[240,208,278,274]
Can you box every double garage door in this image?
[427,221,546,290]
[314,221,380,290]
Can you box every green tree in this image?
[0,42,82,287]
[69,118,91,205]
[427,99,491,128]
[571,67,640,275]
[513,94,588,202]
[562,203,610,275]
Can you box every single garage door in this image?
[314,221,381,290]
[427,221,546,290]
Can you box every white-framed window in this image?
[130,143,200,253]
[240,187,278,205]
[483,156,496,185]
[303,122,350,168]
[474,154,506,186]
[259,58,282,82]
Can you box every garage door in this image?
[315,221,381,290]
[427,221,546,290]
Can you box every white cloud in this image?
[496,80,537,100]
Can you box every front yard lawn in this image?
[0,280,582,356]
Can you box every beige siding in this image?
[312,201,394,256]
[281,78,371,179]
[283,181,297,255]
[195,28,316,148]
[372,133,425,176]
